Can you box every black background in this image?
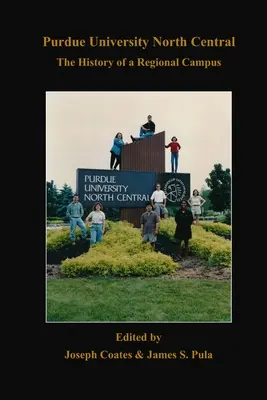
[36,23,241,373]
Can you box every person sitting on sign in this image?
[140,202,159,249]
[66,194,87,245]
[165,136,181,173]
[130,115,155,142]
[110,132,128,170]
[174,200,194,260]
[150,183,168,220]
[85,202,106,245]
[187,189,206,225]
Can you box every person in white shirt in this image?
[85,202,106,245]
[187,189,206,225]
[150,183,168,219]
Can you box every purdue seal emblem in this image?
[164,178,186,203]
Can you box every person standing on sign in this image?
[165,136,181,173]
[85,202,106,245]
[174,200,194,260]
[187,189,206,225]
[130,115,155,142]
[110,132,127,170]
[66,194,87,245]
[140,203,159,249]
[150,183,168,219]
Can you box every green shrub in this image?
[158,218,176,238]
[46,220,113,252]
[199,222,231,238]
[61,221,178,277]
[46,229,57,238]
[62,251,176,278]
[46,227,79,252]
[190,228,231,267]
[208,248,231,268]
[47,219,65,224]
[159,218,231,268]
[206,210,215,217]
[222,209,231,225]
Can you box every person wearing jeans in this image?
[66,194,87,244]
[90,223,103,244]
[165,136,181,173]
[110,132,128,170]
[171,152,179,173]
[150,183,168,220]
[139,127,154,139]
[85,202,106,245]
[130,115,155,142]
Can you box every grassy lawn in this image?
[47,277,231,322]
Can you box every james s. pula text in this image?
[116,332,162,344]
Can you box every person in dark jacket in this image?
[110,132,127,170]
[130,115,155,142]
[174,199,194,260]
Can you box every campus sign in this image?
[76,169,190,208]
[77,169,157,208]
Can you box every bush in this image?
[47,227,79,252]
[190,227,231,267]
[199,216,216,221]
[199,222,231,238]
[47,216,69,222]
[206,210,215,217]
[47,219,65,224]
[46,220,113,252]
[159,218,231,268]
[61,221,177,277]
[222,209,231,225]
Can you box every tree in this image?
[104,208,120,221]
[167,206,179,218]
[200,186,212,216]
[56,183,74,218]
[47,180,59,217]
[205,164,231,212]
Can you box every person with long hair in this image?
[85,202,106,245]
[110,132,127,170]
[188,189,206,225]
[174,199,194,260]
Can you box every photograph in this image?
[46,91,232,323]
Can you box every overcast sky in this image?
[46,91,231,192]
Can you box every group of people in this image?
[66,113,205,258]
[110,115,182,174]
[141,186,206,258]
[66,187,206,260]
[66,196,105,246]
